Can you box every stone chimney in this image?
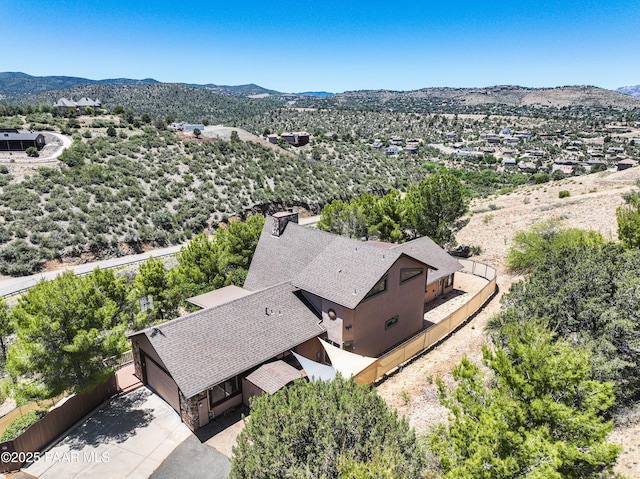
[271,211,299,237]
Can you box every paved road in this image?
[428,143,457,155]
[0,216,319,298]
[0,245,182,297]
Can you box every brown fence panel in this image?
[355,262,497,385]
[0,375,118,473]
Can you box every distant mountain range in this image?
[296,92,335,97]
[617,85,640,97]
[2,73,639,112]
[0,72,159,98]
[0,72,281,99]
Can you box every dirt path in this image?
[377,166,640,478]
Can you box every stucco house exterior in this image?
[53,97,102,111]
[130,212,462,430]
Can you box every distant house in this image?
[371,139,384,150]
[168,122,204,132]
[518,161,537,172]
[501,158,517,166]
[618,159,638,171]
[130,212,462,431]
[525,149,545,157]
[390,136,405,145]
[403,145,418,154]
[502,136,520,145]
[53,97,101,111]
[607,147,625,155]
[0,130,45,151]
[385,146,399,156]
[183,124,205,132]
[280,132,310,147]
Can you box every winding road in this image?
[0,245,182,297]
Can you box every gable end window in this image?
[385,315,399,330]
[363,276,387,301]
[400,267,424,284]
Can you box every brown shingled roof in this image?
[131,282,324,399]
[390,236,463,283]
[292,237,402,309]
[243,219,337,291]
[245,216,456,309]
[245,360,303,394]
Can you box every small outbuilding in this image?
[0,131,45,151]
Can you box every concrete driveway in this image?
[22,388,191,479]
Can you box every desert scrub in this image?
[558,190,570,198]
[1,410,47,441]
[399,389,411,405]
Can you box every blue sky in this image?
[2,0,638,93]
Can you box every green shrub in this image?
[533,173,550,184]
[558,190,570,198]
[1,410,47,441]
[25,147,39,158]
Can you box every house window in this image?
[400,268,423,284]
[363,276,387,301]
[343,341,354,352]
[385,315,399,330]
[444,274,454,288]
[209,377,239,407]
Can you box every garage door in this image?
[144,355,181,413]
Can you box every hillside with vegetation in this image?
[301,85,640,113]
[0,109,426,275]
[0,80,639,275]
[0,72,281,100]
[9,83,280,125]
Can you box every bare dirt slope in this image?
[377,166,640,478]
[202,125,295,158]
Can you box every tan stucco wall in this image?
[424,278,442,303]
[242,377,264,406]
[350,255,426,357]
[295,336,325,363]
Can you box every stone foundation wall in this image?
[180,391,206,431]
